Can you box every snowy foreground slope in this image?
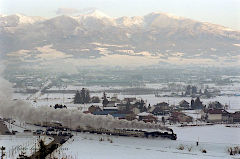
[0,118,239,158]
[0,135,53,159]
[49,125,240,159]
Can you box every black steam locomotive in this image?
[80,127,177,140]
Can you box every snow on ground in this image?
[4,121,26,133]
[49,126,240,159]
[13,92,240,111]
[48,85,132,92]
[117,94,240,111]
[2,119,239,159]
[0,118,53,158]
[5,120,46,133]
[182,110,202,119]
[172,124,240,145]
[8,89,240,158]
[0,135,53,159]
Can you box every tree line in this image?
[73,88,100,104]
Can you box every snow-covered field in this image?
[2,120,239,159]
[172,125,240,144]
[8,90,240,159]
[0,135,53,159]
[0,119,53,159]
[13,91,240,111]
[49,125,240,159]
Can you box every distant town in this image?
[1,66,240,158]
[1,2,240,158]
[53,87,239,125]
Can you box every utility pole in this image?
[69,111,72,131]
[69,118,71,131]
[0,146,6,159]
[45,112,48,126]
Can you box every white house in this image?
[206,109,229,122]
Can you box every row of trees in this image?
[185,85,212,98]
[73,88,101,104]
[74,88,91,104]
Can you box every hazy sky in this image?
[0,0,240,30]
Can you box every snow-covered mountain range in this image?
[1,10,240,69]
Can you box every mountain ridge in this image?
[1,10,238,32]
[1,10,240,69]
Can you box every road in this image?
[27,80,52,101]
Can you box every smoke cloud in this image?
[0,65,169,132]
[56,8,80,15]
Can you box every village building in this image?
[91,96,101,103]
[122,97,137,104]
[116,98,147,113]
[92,110,111,115]
[88,105,102,114]
[149,102,170,115]
[112,113,136,121]
[230,111,240,123]
[91,106,118,116]
[103,106,118,111]
[131,107,141,115]
[169,112,193,123]
[133,99,147,112]
[178,100,190,109]
[111,114,127,120]
[92,110,116,116]
[137,112,157,123]
[110,95,120,102]
[105,101,116,107]
[117,103,127,111]
[202,109,231,123]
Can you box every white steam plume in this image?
[0,66,170,131]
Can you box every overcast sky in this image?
[0,0,239,30]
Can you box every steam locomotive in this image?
[34,121,177,140]
[78,127,177,140]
